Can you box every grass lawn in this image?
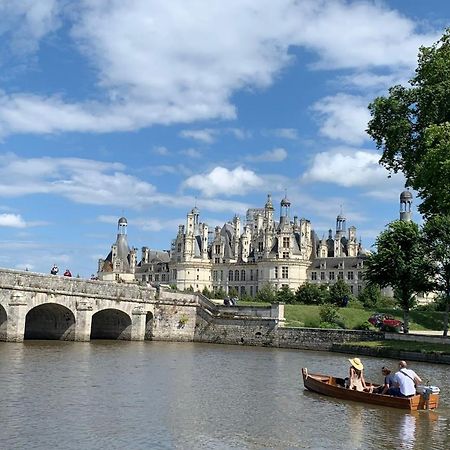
[239,302,445,331]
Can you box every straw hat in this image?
[349,357,364,370]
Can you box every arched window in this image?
[241,270,245,281]
[229,270,233,281]
[235,270,239,281]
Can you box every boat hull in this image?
[302,368,439,410]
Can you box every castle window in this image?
[358,285,362,293]
[235,270,240,281]
[229,270,233,281]
[320,272,325,280]
[258,242,263,252]
[357,271,362,280]
[240,286,246,296]
[162,274,166,281]
[274,267,278,278]
[215,257,220,263]
[155,274,159,281]
[282,251,289,259]
[250,269,254,281]
[172,270,177,280]
[241,270,245,281]
[220,270,223,280]
[329,271,335,280]
[215,245,221,254]
[347,271,354,280]
[311,272,317,281]
[283,237,290,248]
[250,286,254,297]
[350,285,354,293]
[338,271,344,280]
[282,266,288,279]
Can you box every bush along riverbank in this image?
[331,339,450,364]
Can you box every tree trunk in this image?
[403,307,410,334]
[443,294,449,337]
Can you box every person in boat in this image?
[388,361,422,397]
[374,366,395,394]
[348,357,373,392]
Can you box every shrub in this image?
[295,282,330,305]
[276,285,296,304]
[319,304,340,324]
[329,279,352,305]
[255,283,276,303]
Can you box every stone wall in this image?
[275,327,383,350]
[194,307,278,346]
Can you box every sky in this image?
[0,0,449,277]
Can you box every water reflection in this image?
[0,342,449,450]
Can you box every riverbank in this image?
[330,338,450,364]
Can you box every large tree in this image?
[422,214,450,336]
[364,220,432,333]
[367,29,450,216]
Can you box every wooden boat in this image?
[302,368,439,410]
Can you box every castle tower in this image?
[280,195,291,227]
[400,189,413,222]
[336,212,346,239]
[264,194,274,227]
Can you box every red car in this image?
[368,313,404,332]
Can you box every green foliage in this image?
[329,279,352,305]
[184,285,194,293]
[169,284,178,291]
[358,284,383,308]
[295,282,330,305]
[276,285,295,304]
[254,283,276,303]
[319,304,340,324]
[422,214,450,335]
[202,286,212,298]
[214,287,226,299]
[364,220,433,332]
[367,29,450,217]
[228,287,238,298]
[251,302,445,331]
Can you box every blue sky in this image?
[0,1,449,277]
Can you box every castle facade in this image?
[98,192,413,297]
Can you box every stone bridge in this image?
[0,269,283,343]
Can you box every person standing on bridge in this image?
[50,265,59,275]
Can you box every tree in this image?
[367,30,450,216]
[295,282,330,305]
[358,284,384,308]
[364,220,432,333]
[255,283,276,303]
[329,279,352,306]
[276,285,295,304]
[422,214,450,336]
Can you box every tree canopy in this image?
[367,29,450,216]
[422,214,450,336]
[364,220,432,332]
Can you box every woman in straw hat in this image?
[348,357,373,392]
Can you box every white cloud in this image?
[302,147,405,189]
[273,128,298,139]
[179,129,217,144]
[0,213,27,228]
[0,0,60,58]
[312,93,371,145]
[152,146,170,155]
[180,148,202,159]
[183,166,263,197]
[246,148,287,162]
[0,1,438,137]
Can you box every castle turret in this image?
[400,189,413,222]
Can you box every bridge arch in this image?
[90,308,132,340]
[0,304,7,340]
[25,303,75,340]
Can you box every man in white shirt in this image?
[389,360,422,397]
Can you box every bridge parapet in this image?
[0,268,156,302]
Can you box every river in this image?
[0,341,449,450]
